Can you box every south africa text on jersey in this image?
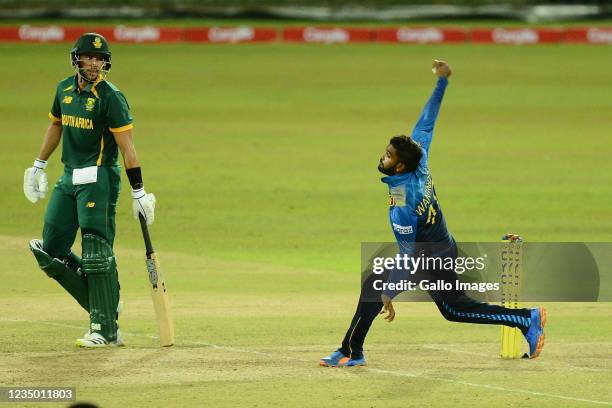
[62,114,94,130]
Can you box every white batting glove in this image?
[23,159,49,203]
[132,187,156,225]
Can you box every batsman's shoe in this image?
[75,331,124,348]
[81,329,125,346]
[319,350,349,367]
[524,307,547,359]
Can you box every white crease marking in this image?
[1,317,610,406]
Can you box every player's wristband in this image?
[131,186,146,200]
[33,159,47,170]
[126,167,143,190]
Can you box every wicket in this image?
[500,234,523,359]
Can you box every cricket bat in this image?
[138,214,175,347]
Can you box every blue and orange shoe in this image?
[319,350,349,367]
[343,355,367,367]
[319,351,367,367]
[524,307,547,359]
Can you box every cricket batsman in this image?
[23,33,156,347]
[320,60,546,367]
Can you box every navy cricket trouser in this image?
[338,242,532,360]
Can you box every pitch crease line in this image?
[368,368,612,406]
[1,317,610,406]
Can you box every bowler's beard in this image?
[378,160,395,176]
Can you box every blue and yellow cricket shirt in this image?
[382,77,452,254]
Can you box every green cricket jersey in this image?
[49,75,133,169]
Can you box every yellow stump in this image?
[500,235,523,359]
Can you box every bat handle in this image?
[138,213,154,256]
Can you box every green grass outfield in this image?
[1,43,611,407]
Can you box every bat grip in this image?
[138,213,154,257]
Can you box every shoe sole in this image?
[75,339,124,348]
[75,340,108,348]
[319,358,366,367]
[343,362,367,367]
[530,307,547,359]
[319,356,352,367]
[75,342,124,348]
